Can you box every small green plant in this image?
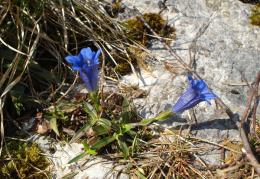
[0,141,50,179]
[249,5,260,27]
[43,101,82,137]
[11,96,25,116]
[68,97,138,163]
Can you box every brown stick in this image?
[239,71,260,175]
[252,71,260,132]
[240,86,257,124]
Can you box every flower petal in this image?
[171,75,217,114]
[80,69,93,92]
[202,93,217,100]
[65,56,84,70]
[93,49,102,64]
[65,47,102,93]
[80,48,94,64]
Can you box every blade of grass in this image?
[90,136,116,150]
[69,119,97,144]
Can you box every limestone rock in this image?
[120,0,260,165]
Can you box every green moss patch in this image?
[250,5,260,27]
[0,141,50,179]
[106,13,176,76]
[123,13,176,46]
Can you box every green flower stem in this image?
[134,108,177,126]
[90,91,101,112]
[155,108,176,121]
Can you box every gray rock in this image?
[120,0,260,165]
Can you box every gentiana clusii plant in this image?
[141,75,217,125]
[65,47,102,93]
[65,47,102,110]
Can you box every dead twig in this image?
[252,71,260,133]
[239,71,260,175]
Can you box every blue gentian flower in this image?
[171,75,217,113]
[65,47,102,93]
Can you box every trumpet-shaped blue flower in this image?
[171,75,217,113]
[65,48,102,93]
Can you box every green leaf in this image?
[90,91,101,112]
[131,134,138,156]
[83,100,97,120]
[56,106,68,120]
[9,89,43,110]
[62,172,79,179]
[121,111,133,125]
[83,139,89,151]
[97,118,111,127]
[87,150,98,155]
[120,97,132,125]
[82,140,98,155]
[119,140,129,159]
[69,120,97,144]
[122,97,131,113]
[50,118,60,136]
[67,152,88,164]
[113,133,119,140]
[93,125,109,136]
[29,63,60,84]
[140,118,156,126]
[90,136,116,150]
[135,170,147,179]
[121,124,134,134]
[155,108,176,121]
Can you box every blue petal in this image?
[89,65,99,92]
[65,47,102,93]
[80,48,94,64]
[93,49,102,64]
[172,89,196,113]
[196,80,207,91]
[187,74,193,82]
[65,55,77,63]
[65,56,84,70]
[171,75,217,114]
[80,69,93,92]
[202,93,217,100]
[201,88,211,94]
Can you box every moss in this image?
[104,1,125,18]
[0,141,50,179]
[249,5,260,27]
[226,142,243,163]
[141,129,153,142]
[122,13,176,46]
[106,13,176,76]
[107,48,139,76]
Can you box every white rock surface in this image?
[28,134,129,179]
